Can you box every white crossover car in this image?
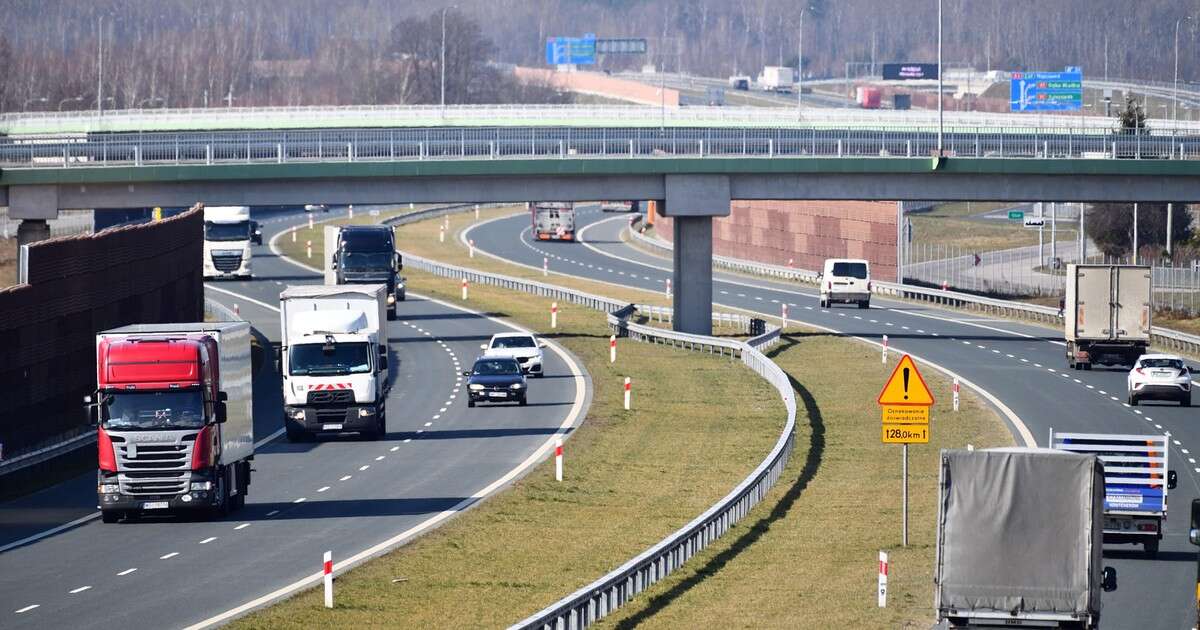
[1127,354,1192,406]
[481,333,546,377]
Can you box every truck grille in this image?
[211,252,243,272]
[111,435,194,496]
[315,409,349,423]
[307,390,354,405]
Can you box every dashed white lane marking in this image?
[318,486,330,493]
[1073,379,1082,383]
[720,290,729,294]
[432,415,441,420]
[1156,424,1164,430]
[962,341,972,345]
[755,296,763,301]
[424,422,433,427]
[902,326,910,330]
[1109,396,1119,401]
[918,329,926,334]
[375,455,385,461]
[1099,390,1107,395]
[293,497,306,504]
[390,446,400,452]
[339,475,352,481]
[160,552,179,560]
[771,299,780,303]
[14,605,39,614]
[235,523,250,530]
[1034,363,1042,368]
[1021,359,1029,363]
[992,349,1000,354]
[737,293,746,297]
[1121,402,1130,407]
[199,537,217,545]
[438,407,447,413]
[404,438,413,443]
[1175,440,1183,446]
[806,306,814,310]
[1134,410,1143,415]
[1184,449,1191,455]
[885,322,894,326]
[69,586,92,594]
[854,316,862,320]
[117,568,137,576]
[1086,385,1094,389]
[359,465,370,471]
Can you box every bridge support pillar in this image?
[662,175,730,336]
[9,185,60,281]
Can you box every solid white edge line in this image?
[186,219,590,629]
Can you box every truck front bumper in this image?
[286,404,380,433]
[98,471,219,512]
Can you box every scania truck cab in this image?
[329,225,404,320]
[203,206,260,279]
[89,322,254,522]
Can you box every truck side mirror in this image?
[218,391,228,402]
[1101,566,1117,592]
[330,256,338,271]
[380,355,389,370]
[1190,499,1200,542]
[1169,470,1179,490]
[462,370,471,377]
[395,253,403,270]
[251,222,263,245]
[1191,528,1200,546]
[538,341,548,348]
[480,344,488,350]
[215,401,228,424]
[84,395,98,426]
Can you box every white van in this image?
[819,259,871,309]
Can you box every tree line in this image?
[2,0,1198,112]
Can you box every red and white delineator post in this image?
[291,227,297,242]
[882,334,888,364]
[877,551,888,608]
[475,204,480,219]
[308,215,314,230]
[233,304,240,317]
[623,377,631,410]
[469,239,475,258]
[550,302,558,329]
[439,225,445,243]
[347,205,354,219]
[323,551,334,609]
[554,438,563,482]
[781,303,789,329]
[306,240,313,259]
[609,335,616,363]
[543,257,548,276]
[952,377,960,411]
[461,279,468,300]
[665,279,671,298]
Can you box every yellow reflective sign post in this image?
[876,354,935,547]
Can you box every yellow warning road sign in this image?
[877,355,935,406]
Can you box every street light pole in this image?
[937,0,944,154]
[97,15,104,117]
[1175,17,1191,125]
[440,7,448,109]
[797,7,805,118]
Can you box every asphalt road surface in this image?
[468,206,1200,630]
[0,207,591,628]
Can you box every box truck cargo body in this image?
[1065,264,1151,369]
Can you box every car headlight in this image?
[469,384,485,391]
[387,295,396,305]
[190,481,213,491]
[510,383,524,390]
[99,483,120,494]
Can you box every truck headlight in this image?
[359,408,373,417]
[469,384,484,391]
[99,483,120,494]
[289,409,305,420]
[190,481,213,491]
[510,383,524,390]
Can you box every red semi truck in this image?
[87,322,255,523]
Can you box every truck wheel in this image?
[285,422,309,443]
[101,510,122,524]
[1144,538,1160,555]
[858,300,869,309]
[212,475,231,519]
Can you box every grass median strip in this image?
[239,219,784,627]
[596,333,1013,629]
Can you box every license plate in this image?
[1153,371,1171,377]
[322,423,344,430]
[488,392,507,398]
[142,501,169,510]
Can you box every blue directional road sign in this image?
[546,34,597,65]
[1010,71,1083,112]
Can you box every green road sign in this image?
[1008,210,1025,220]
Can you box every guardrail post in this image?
[63,146,69,168]
[837,139,843,157]
[906,140,912,157]
[559,139,565,158]
[975,132,981,157]
[347,142,354,162]
[277,143,283,164]
[1042,140,1048,158]
[206,144,212,165]
[768,138,774,157]
[419,141,425,161]
[629,139,634,157]
[134,145,141,166]
[698,139,704,156]
[490,141,496,159]
[175,136,181,163]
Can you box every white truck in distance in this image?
[279,284,390,441]
[1065,264,1151,369]
[203,206,260,279]
[757,66,794,93]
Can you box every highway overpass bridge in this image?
[4,107,1200,333]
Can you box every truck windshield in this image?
[342,252,392,270]
[103,390,206,430]
[290,343,371,376]
[204,221,251,242]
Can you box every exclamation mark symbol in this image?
[902,367,910,400]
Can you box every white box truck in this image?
[279,284,390,441]
[90,322,255,522]
[203,206,261,279]
[1065,264,1151,369]
[935,448,1117,629]
[757,66,794,93]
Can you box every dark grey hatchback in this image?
[465,357,527,407]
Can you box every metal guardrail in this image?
[628,219,1200,357]
[4,123,1200,169]
[398,250,796,630]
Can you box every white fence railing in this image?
[628,219,1200,357]
[397,251,796,630]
